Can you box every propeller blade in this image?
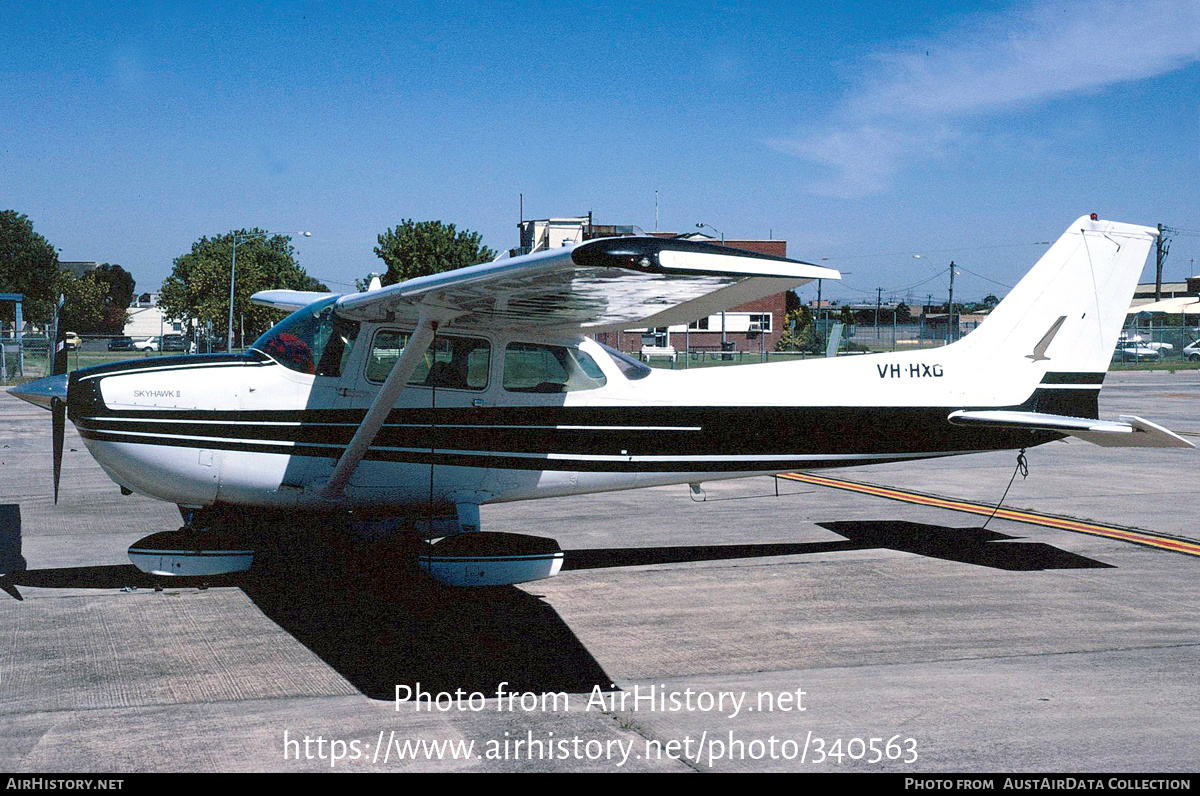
[51,294,68,504]
[51,396,64,504]
[6,372,71,503]
[52,294,68,377]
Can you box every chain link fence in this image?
[0,333,204,385]
[642,321,1200,370]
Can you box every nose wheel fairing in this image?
[419,532,564,587]
[127,529,255,577]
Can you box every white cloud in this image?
[775,0,1200,198]
[772,124,955,199]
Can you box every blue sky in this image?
[3,0,1200,305]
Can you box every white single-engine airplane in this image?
[9,215,1192,585]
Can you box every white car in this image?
[133,337,160,352]
[1184,340,1200,362]
[1118,332,1173,352]
[1113,344,1160,362]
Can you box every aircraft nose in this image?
[7,374,68,411]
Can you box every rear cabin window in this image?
[503,342,608,393]
[366,331,491,390]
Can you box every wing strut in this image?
[323,314,439,498]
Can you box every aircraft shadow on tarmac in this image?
[564,521,1113,573]
[0,519,1110,700]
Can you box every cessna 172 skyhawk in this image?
[9,215,1192,586]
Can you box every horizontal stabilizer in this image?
[948,410,1194,449]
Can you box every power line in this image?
[815,241,1049,262]
[953,264,1014,290]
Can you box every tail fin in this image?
[949,216,1156,405]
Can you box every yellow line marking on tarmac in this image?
[780,472,1200,559]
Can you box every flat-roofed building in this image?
[516,216,790,356]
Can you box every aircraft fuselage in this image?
[66,322,1068,514]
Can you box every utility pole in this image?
[946,261,956,345]
[875,287,882,339]
[1156,224,1172,301]
[816,279,824,350]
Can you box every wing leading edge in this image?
[329,237,840,332]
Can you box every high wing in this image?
[251,290,338,313]
[250,236,839,499]
[327,237,840,332]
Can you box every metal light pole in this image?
[695,222,724,244]
[695,223,726,344]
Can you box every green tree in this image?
[159,230,327,347]
[0,210,62,327]
[785,289,802,315]
[374,220,495,286]
[59,273,107,334]
[59,264,136,335]
[788,305,812,329]
[776,306,818,352]
[91,263,136,334]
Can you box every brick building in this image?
[516,217,790,356]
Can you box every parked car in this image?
[108,336,135,351]
[1184,339,1200,362]
[133,337,160,352]
[1118,333,1172,352]
[64,331,82,351]
[1113,344,1161,362]
[162,334,186,352]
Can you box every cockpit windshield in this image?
[250,296,360,376]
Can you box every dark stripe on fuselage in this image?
[73,403,1064,472]
[1039,372,1106,385]
[73,426,975,473]
[72,352,269,380]
[67,361,1093,473]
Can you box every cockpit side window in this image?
[315,315,360,378]
[250,297,360,376]
[503,342,608,393]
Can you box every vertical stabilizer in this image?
[948,217,1156,405]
